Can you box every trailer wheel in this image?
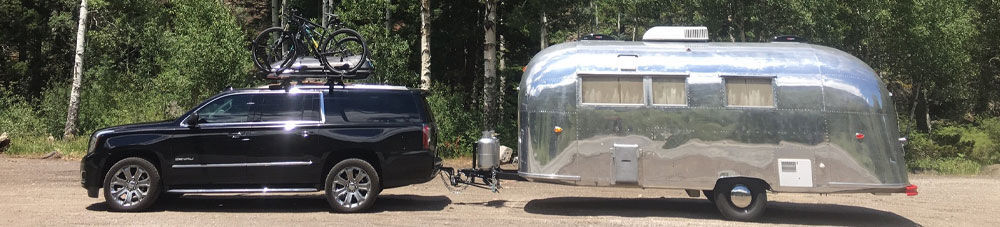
[713,181,767,221]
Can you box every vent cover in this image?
[643,26,709,42]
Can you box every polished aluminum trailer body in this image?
[517,41,910,193]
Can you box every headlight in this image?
[88,130,114,154]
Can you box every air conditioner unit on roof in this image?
[642,26,709,42]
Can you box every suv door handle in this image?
[229,132,245,139]
[300,130,311,138]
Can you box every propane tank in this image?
[476,130,499,170]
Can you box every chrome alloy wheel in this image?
[108,165,151,207]
[333,167,371,208]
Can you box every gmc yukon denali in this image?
[81,84,440,212]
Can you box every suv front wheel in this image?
[103,157,161,212]
[325,158,381,212]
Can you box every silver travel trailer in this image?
[515,27,917,220]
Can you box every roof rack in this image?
[259,56,374,80]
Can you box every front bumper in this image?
[80,154,102,198]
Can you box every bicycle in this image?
[251,9,369,76]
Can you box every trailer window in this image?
[652,77,686,105]
[581,76,643,104]
[726,77,774,107]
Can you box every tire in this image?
[703,190,715,202]
[319,28,368,74]
[713,181,767,221]
[251,27,296,73]
[102,157,161,212]
[325,158,380,213]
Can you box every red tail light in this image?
[905,184,918,196]
[422,124,431,150]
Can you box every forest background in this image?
[2,0,999,174]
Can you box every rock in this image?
[42,151,62,160]
[983,164,1000,177]
[0,132,9,154]
[499,145,514,164]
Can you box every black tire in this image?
[319,28,368,74]
[251,27,296,73]
[713,181,767,221]
[325,158,380,213]
[102,157,161,212]
[703,190,715,202]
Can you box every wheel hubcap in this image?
[108,165,151,207]
[729,184,752,208]
[333,167,371,208]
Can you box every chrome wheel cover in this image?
[729,184,752,209]
[332,167,371,208]
[108,165,151,207]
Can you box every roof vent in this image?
[642,26,709,42]
[772,35,807,43]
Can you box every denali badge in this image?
[174,157,194,161]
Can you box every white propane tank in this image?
[476,130,500,170]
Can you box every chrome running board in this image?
[166,188,319,193]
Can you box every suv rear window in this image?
[252,93,321,122]
[326,91,422,124]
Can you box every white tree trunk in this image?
[483,0,497,130]
[540,11,547,49]
[63,0,88,139]
[419,0,432,90]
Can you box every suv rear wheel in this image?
[103,157,161,212]
[325,158,380,212]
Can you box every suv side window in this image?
[196,94,253,124]
[252,93,322,122]
[332,91,421,124]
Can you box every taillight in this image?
[905,184,918,196]
[422,124,431,150]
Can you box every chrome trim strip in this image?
[166,188,319,193]
[827,182,909,188]
[518,172,582,181]
[172,161,313,169]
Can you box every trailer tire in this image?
[713,181,767,221]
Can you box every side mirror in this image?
[185,113,200,127]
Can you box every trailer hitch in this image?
[438,167,525,193]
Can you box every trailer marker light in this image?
[905,184,918,196]
[553,126,563,134]
[856,133,865,140]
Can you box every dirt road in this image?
[1,156,996,226]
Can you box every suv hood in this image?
[102,120,178,133]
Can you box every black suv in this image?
[81,85,440,212]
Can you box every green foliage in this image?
[0,87,49,135]
[909,157,981,175]
[426,85,482,158]
[4,135,89,159]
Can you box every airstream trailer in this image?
[515,26,917,221]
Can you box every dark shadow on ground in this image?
[523,197,918,226]
[87,194,451,213]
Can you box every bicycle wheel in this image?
[251,27,296,73]
[319,28,368,74]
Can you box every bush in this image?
[909,157,981,175]
[426,85,482,157]
[0,87,49,136]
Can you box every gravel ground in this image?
[0,156,996,226]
